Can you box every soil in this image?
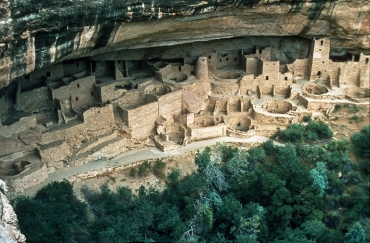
[329,106,369,140]
[70,141,260,201]
[71,150,198,202]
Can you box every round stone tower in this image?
[196,57,208,81]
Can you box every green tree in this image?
[310,162,329,195]
[351,125,370,158]
[344,222,366,243]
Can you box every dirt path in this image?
[16,136,269,197]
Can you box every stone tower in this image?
[196,57,208,81]
[308,38,330,81]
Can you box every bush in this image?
[130,167,138,177]
[279,123,305,143]
[262,139,276,156]
[351,125,370,158]
[152,159,167,179]
[305,121,333,140]
[138,161,151,177]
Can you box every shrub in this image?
[138,161,151,177]
[152,159,167,179]
[130,167,138,177]
[351,125,370,158]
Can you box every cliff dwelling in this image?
[0,36,369,193]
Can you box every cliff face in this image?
[0,183,26,243]
[0,0,369,88]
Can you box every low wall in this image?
[252,109,292,126]
[211,82,239,95]
[71,138,129,167]
[0,115,37,138]
[0,162,48,193]
[38,141,72,168]
[190,124,227,141]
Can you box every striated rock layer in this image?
[0,0,369,88]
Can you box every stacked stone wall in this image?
[158,90,182,118]
[17,86,50,112]
[0,116,37,138]
[190,124,227,141]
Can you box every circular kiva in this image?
[302,84,329,95]
[264,100,292,114]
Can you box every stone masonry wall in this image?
[52,75,95,110]
[17,86,50,112]
[38,141,72,167]
[126,102,158,140]
[0,116,37,138]
[158,90,182,119]
[190,124,227,141]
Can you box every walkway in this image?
[18,136,269,197]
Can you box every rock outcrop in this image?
[0,181,26,243]
[0,0,369,88]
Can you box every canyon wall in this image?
[0,0,369,88]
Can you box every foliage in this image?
[152,159,167,179]
[275,121,333,143]
[351,125,370,158]
[14,126,369,243]
[344,222,366,243]
[14,181,88,243]
[137,161,152,177]
[310,162,329,195]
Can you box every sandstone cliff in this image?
[0,181,26,243]
[0,0,369,88]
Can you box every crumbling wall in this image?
[158,90,182,119]
[123,102,158,139]
[42,105,115,144]
[116,91,145,108]
[182,81,211,98]
[287,58,309,80]
[190,124,227,141]
[259,85,273,96]
[22,64,64,91]
[17,86,50,112]
[217,52,240,68]
[38,141,72,168]
[239,74,255,95]
[0,116,37,138]
[0,162,48,193]
[63,60,89,76]
[252,110,292,126]
[98,81,129,103]
[274,85,290,97]
[211,82,239,95]
[227,97,242,113]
